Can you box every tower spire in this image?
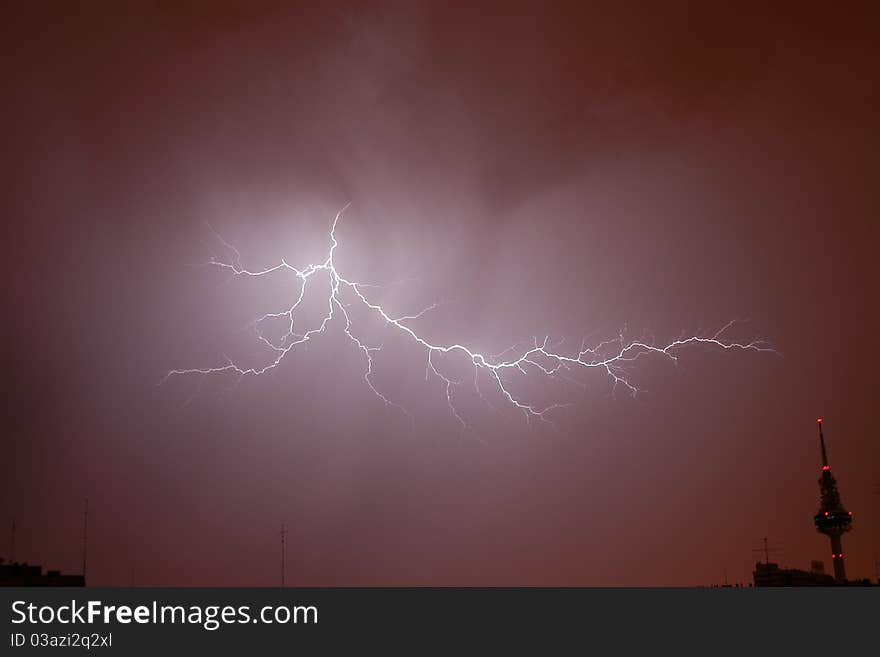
[818,417,829,467]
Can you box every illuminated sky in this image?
[3,2,878,585]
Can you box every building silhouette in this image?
[753,560,836,586]
[0,559,85,586]
[813,418,852,581]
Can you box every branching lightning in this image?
[164,206,773,432]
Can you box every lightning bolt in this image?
[164,206,773,433]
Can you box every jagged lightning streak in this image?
[164,206,774,431]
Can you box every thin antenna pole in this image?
[817,418,829,466]
[81,498,88,579]
[752,537,781,565]
[280,524,287,587]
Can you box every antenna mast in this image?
[81,498,88,579]
[9,518,15,562]
[752,537,782,565]
[280,523,287,587]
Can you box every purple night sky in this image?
[3,2,878,586]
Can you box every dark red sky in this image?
[3,2,878,585]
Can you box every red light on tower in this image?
[817,417,823,424]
